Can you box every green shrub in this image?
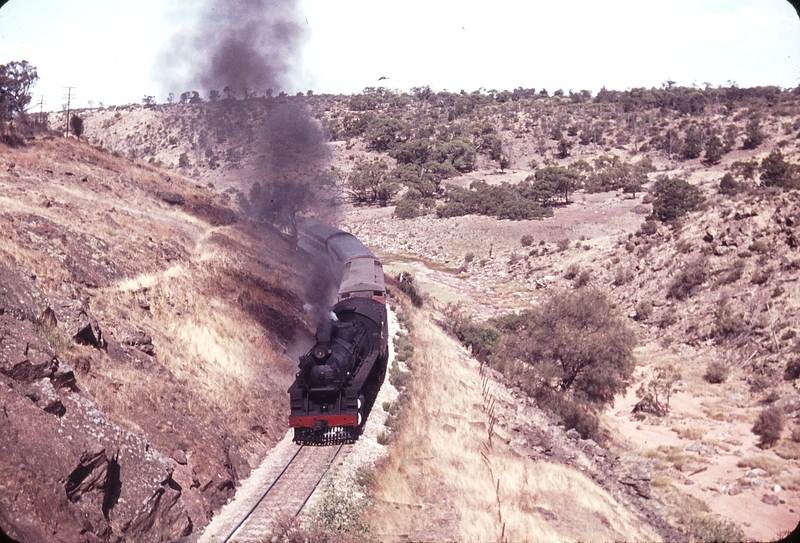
[658,308,678,329]
[751,267,772,285]
[784,358,800,381]
[314,480,372,537]
[489,289,636,407]
[748,240,770,254]
[556,399,601,441]
[438,180,553,220]
[393,333,414,363]
[651,176,704,222]
[574,269,592,288]
[714,302,744,338]
[719,173,745,196]
[456,320,500,356]
[692,516,745,543]
[719,258,746,285]
[638,219,658,236]
[634,300,653,321]
[613,267,633,286]
[388,361,411,389]
[354,467,376,489]
[563,263,580,280]
[520,234,534,247]
[760,149,800,189]
[752,405,784,448]
[395,273,423,307]
[667,258,707,300]
[394,197,421,219]
[704,361,728,384]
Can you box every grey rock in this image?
[172,449,188,465]
[685,440,703,452]
[0,314,58,383]
[49,297,103,346]
[774,395,800,413]
[762,494,781,506]
[160,192,186,205]
[615,454,652,498]
[116,325,155,355]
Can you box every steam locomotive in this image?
[288,218,389,444]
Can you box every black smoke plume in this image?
[239,101,332,240]
[156,0,341,336]
[156,0,307,97]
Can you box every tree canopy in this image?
[651,176,705,222]
[492,289,636,406]
[0,60,38,121]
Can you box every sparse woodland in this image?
[3,80,800,541]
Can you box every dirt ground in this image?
[341,180,800,540]
[608,345,799,541]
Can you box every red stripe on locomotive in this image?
[289,414,359,428]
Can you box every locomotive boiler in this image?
[288,219,388,444]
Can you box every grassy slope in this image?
[0,134,310,530]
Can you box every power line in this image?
[34,95,46,125]
[62,86,75,136]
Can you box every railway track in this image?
[199,438,348,543]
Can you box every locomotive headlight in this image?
[313,345,327,359]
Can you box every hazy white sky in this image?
[1,0,799,111]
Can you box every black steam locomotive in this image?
[288,218,388,444]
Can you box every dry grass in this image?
[369,301,660,542]
[656,445,695,471]
[671,424,705,441]
[773,440,800,461]
[776,473,800,491]
[1,135,307,472]
[736,455,786,476]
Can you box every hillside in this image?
[7,84,800,541]
[0,134,318,542]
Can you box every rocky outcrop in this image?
[0,372,191,542]
[0,314,58,383]
[614,454,653,499]
[0,260,192,542]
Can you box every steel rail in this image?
[221,444,305,543]
[272,442,345,542]
[293,442,344,520]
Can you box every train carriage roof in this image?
[339,256,385,294]
[297,217,375,262]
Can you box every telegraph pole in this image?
[36,95,46,126]
[62,87,75,136]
